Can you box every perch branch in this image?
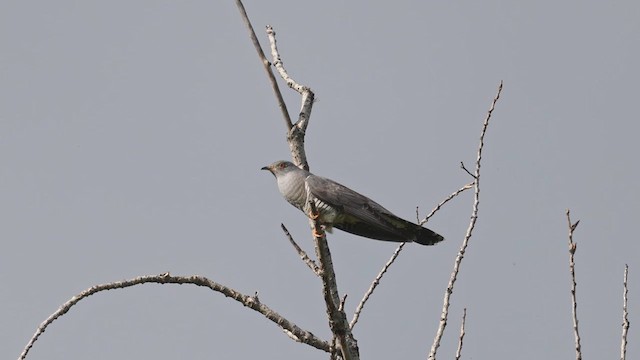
[428,81,502,360]
[259,17,355,359]
[18,273,330,360]
[310,202,359,360]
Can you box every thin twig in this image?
[281,223,321,276]
[620,264,630,360]
[309,202,359,360]
[459,162,476,179]
[428,81,502,360]
[265,25,313,171]
[420,183,474,226]
[18,274,330,360]
[234,0,292,129]
[351,182,473,330]
[454,308,467,360]
[350,242,405,329]
[565,209,582,360]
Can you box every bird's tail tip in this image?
[414,228,445,246]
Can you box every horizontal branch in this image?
[19,273,330,360]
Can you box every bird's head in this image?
[261,160,298,178]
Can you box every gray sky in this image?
[1,1,638,359]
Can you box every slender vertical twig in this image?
[454,308,467,360]
[19,274,331,360]
[565,209,582,360]
[234,0,292,129]
[265,26,313,170]
[428,81,502,360]
[620,264,630,360]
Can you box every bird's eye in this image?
[279,163,286,169]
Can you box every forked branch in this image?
[350,182,473,330]
[428,81,503,360]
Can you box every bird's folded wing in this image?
[306,175,416,241]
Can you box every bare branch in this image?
[459,161,476,179]
[351,182,473,330]
[420,182,474,226]
[351,182,475,329]
[234,0,292,129]
[621,264,630,360]
[454,308,467,360]
[339,294,348,312]
[309,202,359,360]
[565,209,582,360]
[259,16,354,359]
[428,81,502,360]
[19,273,330,360]
[350,242,406,329]
[266,25,308,96]
[281,223,321,276]
[265,25,314,171]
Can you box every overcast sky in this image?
[1,1,638,359]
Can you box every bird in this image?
[261,160,444,246]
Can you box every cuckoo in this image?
[262,160,444,246]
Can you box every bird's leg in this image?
[310,212,324,238]
[307,200,321,220]
[307,201,324,237]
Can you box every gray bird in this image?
[262,160,444,246]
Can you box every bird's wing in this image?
[306,175,418,242]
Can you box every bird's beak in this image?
[261,165,273,173]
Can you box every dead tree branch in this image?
[350,242,405,329]
[252,10,357,359]
[565,209,582,360]
[350,182,473,330]
[454,308,467,360]
[234,0,292,129]
[428,81,503,360]
[18,274,330,360]
[620,264,630,360]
